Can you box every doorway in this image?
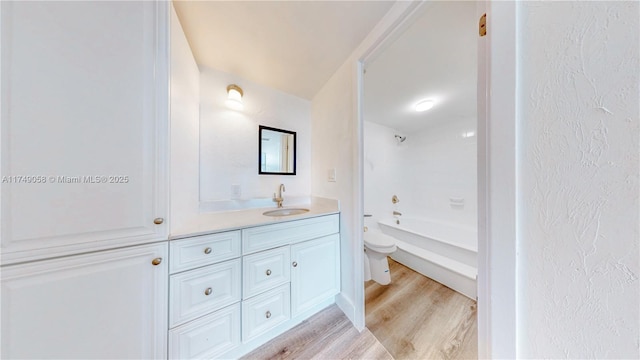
[360,2,479,358]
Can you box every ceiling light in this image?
[226,84,244,111]
[415,99,435,112]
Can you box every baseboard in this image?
[336,292,360,330]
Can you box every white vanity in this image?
[167,210,340,359]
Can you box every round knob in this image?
[153,218,164,225]
[204,247,212,254]
[265,311,272,319]
[266,269,272,276]
[204,288,213,296]
[292,261,298,267]
[151,257,162,266]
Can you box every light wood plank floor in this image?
[366,259,477,360]
[241,304,393,360]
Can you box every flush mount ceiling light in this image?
[415,99,435,112]
[226,84,244,110]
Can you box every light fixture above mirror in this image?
[226,84,244,110]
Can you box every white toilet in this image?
[363,229,397,285]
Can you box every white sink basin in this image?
[262,208,310,217]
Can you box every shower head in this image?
[395,135,407,143]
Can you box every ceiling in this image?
[363,1,477,132]
[173,0,394,100]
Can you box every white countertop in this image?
[170,197,340,240]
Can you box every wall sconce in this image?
[226,84,244,110]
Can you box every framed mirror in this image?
[259,125,296,175]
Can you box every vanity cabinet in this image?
[168,213,340,359]
[168,230,243,358]
[291,234,340,316]
[0,243,168,359]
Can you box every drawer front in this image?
[241,284,291,342]
[170,231,241,274]
[170,259,241,327]
[243,246,290,299]
[242,214,339,254]
[169,303,240,360]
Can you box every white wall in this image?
[311,1,423,329]
[363,121,400,230]
[364,119,477,230]
[199,67,311,212]
[170,4,200,231]
[311,60,358,320]
[517,2,639,358]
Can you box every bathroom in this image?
[4,0,635,359]
[362,2,479,358]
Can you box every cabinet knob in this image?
[204,287,213,296]
[151,257,162,266]
[265,311,272,319]
[153,218,164,225]
[292,261,298,267]
[266,269,272,276]
[204,247,212,254]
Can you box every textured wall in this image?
[518,2,639,358]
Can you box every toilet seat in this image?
[364,231,397,253]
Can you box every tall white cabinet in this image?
[0,1,170,358]
[0,0,169,264]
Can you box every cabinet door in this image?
[0,1,169,264]
[290,234,340,316]
[1,243,168,359]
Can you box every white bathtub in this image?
[378,217,477,299]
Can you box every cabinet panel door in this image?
[242,214,339,254]
[1,242,168,359]
[241,284,291,342]
[169,303,241,360]
[242,246,290,299]
[0,1,169,264]
[291,234,340,316]
[169,259,241,328]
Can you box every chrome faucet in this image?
[273,184,285,208]
[393,211,402,216]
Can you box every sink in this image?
[262,208,310,217]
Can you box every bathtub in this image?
[378,217,477,299]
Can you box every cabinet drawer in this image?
[243,246,290,299]
[242,214,339,254]
[170,231,240,274]
[169,303,240,360]
[241,284,291,342]
[170,259,241,328]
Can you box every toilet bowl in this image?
[364,229,397,285]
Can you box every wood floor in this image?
[366,259,477,360]
[241,304,393,360]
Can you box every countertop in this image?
[170,197,340,240]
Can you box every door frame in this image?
[353,1,518,358]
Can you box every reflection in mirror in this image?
[259,125,296,175]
